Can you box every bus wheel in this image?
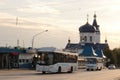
[68,67,73,73]
[86,69,89,71]
[58,67,61,73]
[42,71,46,74]
[91,69,93,71]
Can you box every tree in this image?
[103,46,113,67]
[112,48,120,67]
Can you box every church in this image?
[64,14,108,58]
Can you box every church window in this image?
[84,36,87,42]
[80,36,82,42]
[90,36,92,42]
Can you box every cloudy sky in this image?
[0,0,120,49]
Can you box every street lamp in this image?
[32,30,48,48]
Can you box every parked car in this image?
[108,64,116,69]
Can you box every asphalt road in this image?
[0,69,120,80]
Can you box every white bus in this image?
[85,57,104,71]
[36,49,78,73]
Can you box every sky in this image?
[0,0,120,49]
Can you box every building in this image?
[0,47,19,69]
[0,47,37,69]
[65,14,108,58]
[18,48,37,69]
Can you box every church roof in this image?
[93,43,108,50]
[92,14,97,26]
[79,14,100,33]
[79,22,96,33]
[80,44,97,56]
[92,14,100,32]
[65,43,108,51]
[65,43,108,57]
[93,19,98,27]
[95,49,106,58]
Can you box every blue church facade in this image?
[65,14,108,58]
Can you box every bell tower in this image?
[92,13,100,43]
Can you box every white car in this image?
[108,64,116,69]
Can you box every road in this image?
[0,69,120,80]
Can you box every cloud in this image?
[0,11,63,31]
[17,4,60,15]
[0,12,15,18]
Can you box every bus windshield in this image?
[37,52,53,65]
[85,57,104,71]
[86,58,97,64]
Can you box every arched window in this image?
[84,36,87,42]
[80,36,82,42]
[90,36,92,42]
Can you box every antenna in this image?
[16,17,19,47]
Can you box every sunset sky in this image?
[0,0,120,49]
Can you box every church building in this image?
[65,14,108,58]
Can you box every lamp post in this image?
[32,30,48,48]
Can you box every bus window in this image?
[26,59,29,63]
[19,59,21,63]
[37,52,54,65]
[46,53,53,65]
